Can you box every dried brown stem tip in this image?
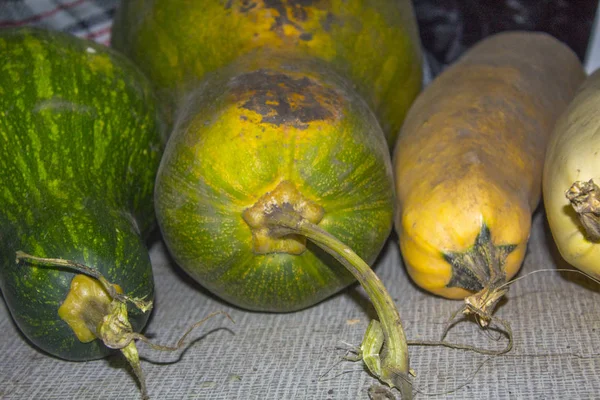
[566,179,600,241]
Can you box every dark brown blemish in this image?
[321,11,335,32]
[265,0,315,40]
[230,69,341,129]
[290,3,308,21]
[230,0,326,40]
[239,0,258,13]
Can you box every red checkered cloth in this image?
[0,0,118,46]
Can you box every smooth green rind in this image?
[111,0,423,147]
[155,54,395,312]
[0,28,163,360]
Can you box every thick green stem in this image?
[265,207,412,398]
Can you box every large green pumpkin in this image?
[111,0,423,147]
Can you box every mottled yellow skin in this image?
[394,32,585,299]
[544,70,600,280]
[111,0,422,146]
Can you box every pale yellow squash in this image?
[544,69,600,280]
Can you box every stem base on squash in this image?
[16,252,152,399]
[566,179,600,242]
[242,181,412,398]
[442,224,516,327]
[243,180,324,255]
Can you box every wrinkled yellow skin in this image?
[544,70,600,280]
[394,32,585,299]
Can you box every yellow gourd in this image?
[393,32,585,325]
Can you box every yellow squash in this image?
[393,32,585,325]
[544,70,600,280]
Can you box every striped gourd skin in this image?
[0,28,163,360]
[111,0,422,147]
[155,55,395,312]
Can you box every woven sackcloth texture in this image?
[1,1,600,399]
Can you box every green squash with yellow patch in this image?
[154,52,414,397]
[111,0,423,147]
[115,2,419,391]
[155,53,395,311]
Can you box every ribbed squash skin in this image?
[0,28,163,360]
[393,32,585,299]
[155,54,394,312]
[111,0,422,147]
[544,70,600,280]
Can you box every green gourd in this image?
[0,27,163,398]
